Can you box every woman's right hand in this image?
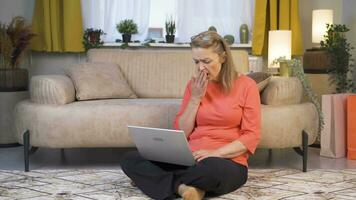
[190,70,208,104]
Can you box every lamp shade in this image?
[312,9,333,44]
[268,30,291,68]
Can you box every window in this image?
[82,0,254,43]
[147,0,177,41]
[149,0,177,29]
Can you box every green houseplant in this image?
[273,57,324,133]
[82,28,105,52]
[321,24,355,93]
[116,19,138,43]
[165,17,176,43]
[0,16,35,91]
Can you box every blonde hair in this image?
[190,31,237,93]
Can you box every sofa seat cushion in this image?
[14,99,181,148]
[258,103,318,148]
[14,98,318,149]
[65,62,137,100]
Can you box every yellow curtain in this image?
[252,0,303,56]
[31,0,84,52]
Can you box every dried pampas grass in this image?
[0,16,35,69]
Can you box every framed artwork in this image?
[147,28,163,40]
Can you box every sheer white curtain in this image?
[81,0,151,42]
[176,0,254,43]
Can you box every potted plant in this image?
[0,16,35,146]
[165,17,176,43]
[0,16,35,92]
[321,24,355,93]
[82,28,105,52]
[116,19,138,43]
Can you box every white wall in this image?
[299,0,344,50]
[342,0,356,82]
[0,0,34,23]
[29,52,85,76]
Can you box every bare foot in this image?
[178,184,205,200]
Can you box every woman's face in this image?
[192,47,224,81]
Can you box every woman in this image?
[120,31,261,200]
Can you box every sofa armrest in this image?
[30,75,75,105]
[261,77,303,105]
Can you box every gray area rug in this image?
[0,169,356,199]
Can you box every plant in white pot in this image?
[165,17,176,43]
[116,19,138,43]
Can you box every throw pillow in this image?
[246,72,272,92]
[65,62,137,100]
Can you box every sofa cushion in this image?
[246,72,272,92]
[87,49,250,98]
[261,77,303,105]
[14,99,181,148]
[14,99,318,148]
[65,62,137,100]
[30,75,75,105]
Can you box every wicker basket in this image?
[0,68,28,92]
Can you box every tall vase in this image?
[279,62,292,77]
[239,24,249,44]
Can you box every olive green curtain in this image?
[252,0,304,56]
[31,0,84,52]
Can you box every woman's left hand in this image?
[193,149,221,162]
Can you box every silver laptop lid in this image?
[128,125,196,166]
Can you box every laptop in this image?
[127,125,196,166]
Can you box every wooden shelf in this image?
[103,42,252,49]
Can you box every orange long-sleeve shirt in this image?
[173,75,261,167]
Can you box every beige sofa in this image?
[13,49,318,172]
